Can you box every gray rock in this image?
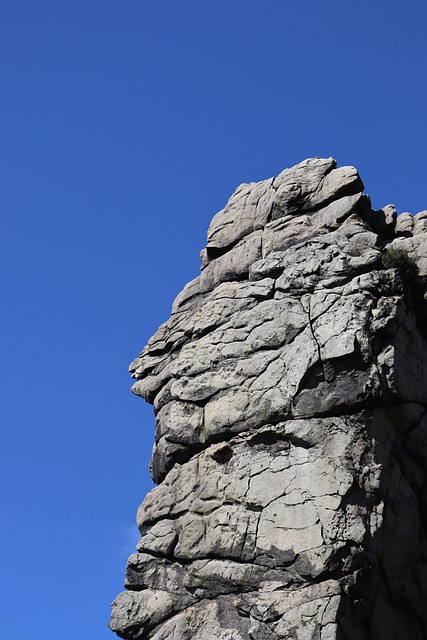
[369,203,397,238]
[396,211,414,237]
[110,159,427,640]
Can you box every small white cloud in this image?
[108,523,140,576]
[117,523,139,557]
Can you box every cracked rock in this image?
[110,158,427,640]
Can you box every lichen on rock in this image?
[110,158,427,639]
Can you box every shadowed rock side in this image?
[110,158,427,639]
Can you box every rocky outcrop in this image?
[110,158,427,639]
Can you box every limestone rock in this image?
[110,159,427,639]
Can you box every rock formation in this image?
[109,158,427,639]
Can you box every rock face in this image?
[110,158,427,639]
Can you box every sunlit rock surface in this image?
[110,158,427,639]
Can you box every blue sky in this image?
[1,1,426,638]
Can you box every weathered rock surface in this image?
[110,158,427,639]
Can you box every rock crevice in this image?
[110,158,427,639]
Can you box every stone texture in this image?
[110,158,427,639]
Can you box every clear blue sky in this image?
[1,1,426,637]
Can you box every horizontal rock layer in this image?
[110,158,427,639]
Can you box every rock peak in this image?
[110,159,427,640]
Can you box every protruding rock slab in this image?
[110,159,427,640]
